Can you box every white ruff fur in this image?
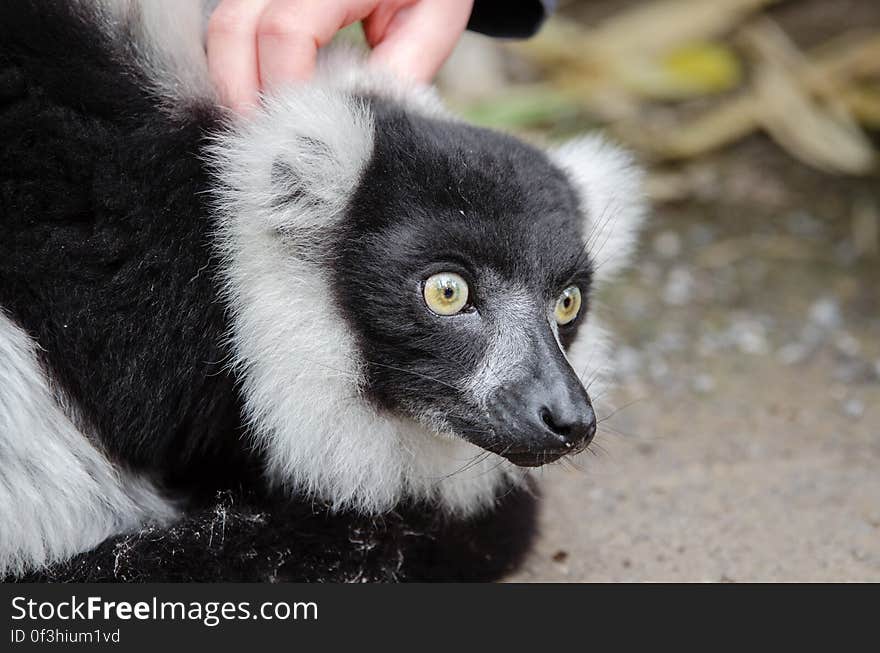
[0,315,176,576]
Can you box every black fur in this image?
[0,1,248,492]
[0,1,581,581]
[13,485,538,583]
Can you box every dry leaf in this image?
[743,20,876,175]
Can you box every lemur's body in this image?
[0,1,644,581]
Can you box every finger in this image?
[256,0,378,90]
[207,0,271,113]
[361,1,415,47]
[368,0,474,83]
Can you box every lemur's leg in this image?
[13,485,538,582]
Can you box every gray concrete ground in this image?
[507,139,880,582]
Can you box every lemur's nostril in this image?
[539,404,596,448]
[540,407,571,438]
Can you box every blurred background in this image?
[438,0,880,581]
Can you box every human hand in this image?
[207,0,474,113]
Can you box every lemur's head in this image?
[336,102,599,467]
[211,56,644,514]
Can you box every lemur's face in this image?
[334,106,597,467]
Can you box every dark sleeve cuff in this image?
[466,0,556,39]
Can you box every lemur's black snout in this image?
[487,330,596,468]
[503,377,596,467]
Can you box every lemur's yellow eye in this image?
[423,272,469,316]
[554,286,582,325]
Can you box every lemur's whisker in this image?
[296,356,362,381]
[597,397,646,424]
[570,203,608,268]
[578,202,615,264]
[473,448,516,478]
[438,455,482,480]
[430,343,506,390]
[598,424,646,441]
[437,450,494,481]
[590,442,610,458]
[584,199,624,270]
[562,456,587,474]
[584,370,604,392]
[361,359,466,393]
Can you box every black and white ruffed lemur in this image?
[0,0,645,582]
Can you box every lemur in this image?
[0,0,645,582]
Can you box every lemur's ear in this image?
[550,135,646,284]
[211,89,375,236]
